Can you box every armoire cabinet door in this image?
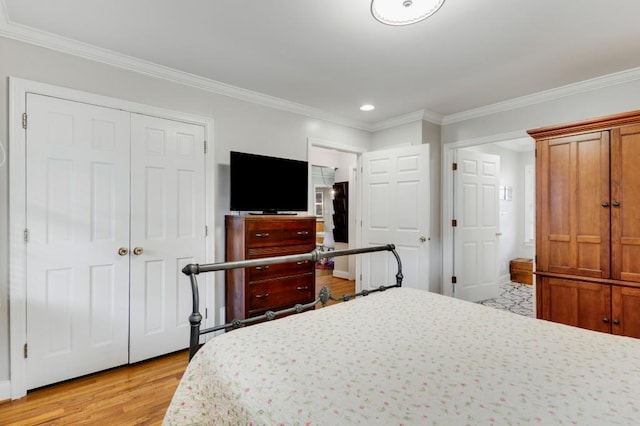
[539,277,611,333]
[611,124,640,282]
[611,285,640,338]
[536,132,610,278]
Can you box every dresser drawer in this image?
[248,274,314,313]
[247,259,314,282]
[246,220,315,248]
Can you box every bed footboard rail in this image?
[182,244,402,360]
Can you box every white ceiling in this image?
[3,0,640,130]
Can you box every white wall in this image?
[0,35,372,388]
[371,120,421,150]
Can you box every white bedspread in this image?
[164,287,640,425]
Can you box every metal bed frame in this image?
[181,244,403,360]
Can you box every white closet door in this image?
[129,114,207,363]
[25,94,131,389]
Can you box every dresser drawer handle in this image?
[255,232,270,238]
[255,293,270,299]
[255,265,270,271]
[296,286,309,291]
[296,231,309,236]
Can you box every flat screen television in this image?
[230,151,309,214]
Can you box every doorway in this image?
[308,139,360,297]
[443,135,535,307]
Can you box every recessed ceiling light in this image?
[360,104,375,112]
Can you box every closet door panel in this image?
[25,94,130,390]
[129,114,206,363]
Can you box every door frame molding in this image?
[441,130,530,298]
[8,77,215,399]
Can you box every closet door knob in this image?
[613,319,620,325]
[118,247,129,256]
[133,247,144,255]
[601,202,609,207]
[603,317,609,323]
[612,201,620,207]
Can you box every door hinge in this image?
[452,162,457,171]
[451,219,457,227]
[23,343,28,359]
[24,228,30,243]
[205,225,208,237]
[205,308,208,319]
[452,276,457,284]
[22,113,27,129]
[204,140,208,154]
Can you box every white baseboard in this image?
[0,380,11,402]
[332,269,353,280]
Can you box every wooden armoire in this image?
[529,110,640,338]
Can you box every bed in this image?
[164,245,640,425]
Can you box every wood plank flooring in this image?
[0,273,354,425]
[0,350,189,425]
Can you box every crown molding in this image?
[0,6,373,132]
[441,67,640,126]
[370,110,428,132]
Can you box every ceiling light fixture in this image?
[371,0,445,26]
[360,104,375,112]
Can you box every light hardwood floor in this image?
[0,272,354,425]
[0,350,189,426]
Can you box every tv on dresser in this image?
[230,151,308,215]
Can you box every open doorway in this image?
[308,140,360,299]
[443,136,535,315]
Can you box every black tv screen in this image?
[230,151,309,214]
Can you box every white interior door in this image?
[25,94,131,389]
[361,145,429,291]
[128,114,207,363]
[453,149,501,302]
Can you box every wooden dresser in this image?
[529,110,640,338]
[225,215,316,322]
